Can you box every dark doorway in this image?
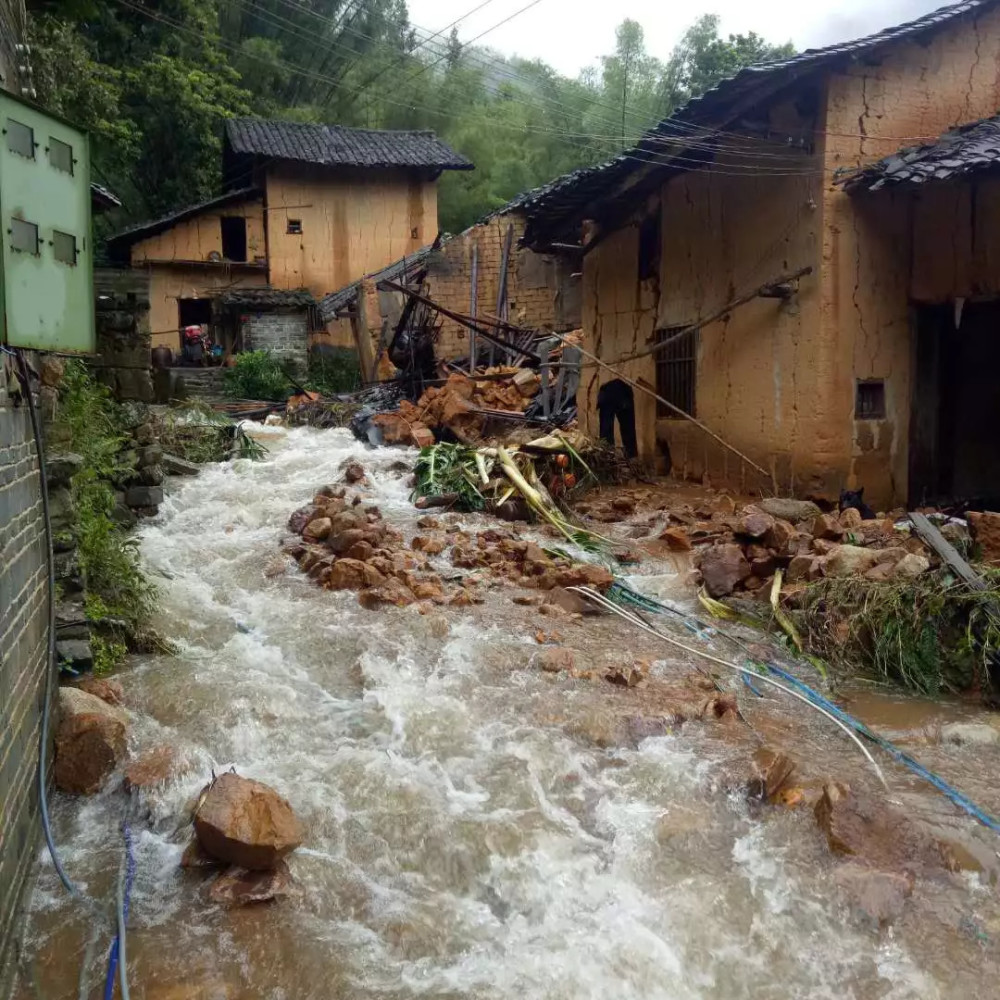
[178,298,212,328]
[910,301,1000,507]
[220,216,247,262]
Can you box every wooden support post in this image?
[349,282,376,384]
[469,244,479,372]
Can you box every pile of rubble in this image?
[372,370,540,447]
[283,460,612,610]
[653,496,940,599]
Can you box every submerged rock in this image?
[208,861,294,906]
[124,745,182,792]
[833,863,914,926]
[814,782,948,874]
[940,722,1000,746]
[194,773,303,870]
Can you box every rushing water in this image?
[16,426,1000,999]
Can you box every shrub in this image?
[306,348,360,395]
[51,362,158,666]
[223,350,291,401]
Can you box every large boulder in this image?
[736,509,774,540]
[758,498,823,524]
[194,773,303,870]
[327,558,385,591]
[54,687,128,794]
[699,543,750,597]
[824,544,880,577]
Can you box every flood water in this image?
[14,426,1000,999]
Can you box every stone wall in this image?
[0,357,50,994]
[242,310,309,371]
[94,268,153,403]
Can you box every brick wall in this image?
[0,358,50,995]
[242,310,309,372]
[94,268,153,403]
[425,212,582,360]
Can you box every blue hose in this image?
[609,577,1000,835]
[763,663,1000,833]
[103,821,136,1000]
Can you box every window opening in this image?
[655,327,697,417]
[856,379,886,420]
[287,219,302,235]
[220,216,248,262]
[638,208,661,282]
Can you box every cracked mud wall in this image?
[822,3,1000,508]
[266,164,436,301]
[580,128,823,490]
[579,222,659,462]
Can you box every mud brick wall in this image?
[243,310,309,372]
[0,358,50,993]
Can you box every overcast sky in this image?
[405,0,951,77]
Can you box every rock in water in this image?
[54,686,129,793]
[833,863,914,925]
[814,782,948,875]
[194,773,303,870]
[207,862,294,906]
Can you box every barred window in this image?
[655,327,697,418]
[856,379,886,420]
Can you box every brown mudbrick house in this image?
[519,0,1000,510]
[107,118,471,355]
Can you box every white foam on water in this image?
[18,426,965,998]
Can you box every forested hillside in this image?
[27,0,794,233]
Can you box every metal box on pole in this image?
[0,91,94,352]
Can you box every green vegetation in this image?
[155,401,268,462]
[223,350,291,401]
[797,572,1000,697]
[307,349,360,395]
[50,362,158,667]
[27,0,794,234]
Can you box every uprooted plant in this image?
[794,570,1000,697]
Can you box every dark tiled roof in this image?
[219,288,316,308]
[520,0,1000,244]
[225,118,473,172]
[106,187,262,252]
[662,0,999,131]
[840,115,1000,191]
[318,245,437,322]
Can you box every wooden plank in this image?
[349,282,376,384]
[909,512,985,590]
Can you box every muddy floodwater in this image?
[14,426,1000,999]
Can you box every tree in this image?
[661,14,795,110]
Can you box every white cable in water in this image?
[568,586,888,788]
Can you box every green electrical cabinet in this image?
[0,91,93,353]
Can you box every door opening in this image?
[910,301,1000,507]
